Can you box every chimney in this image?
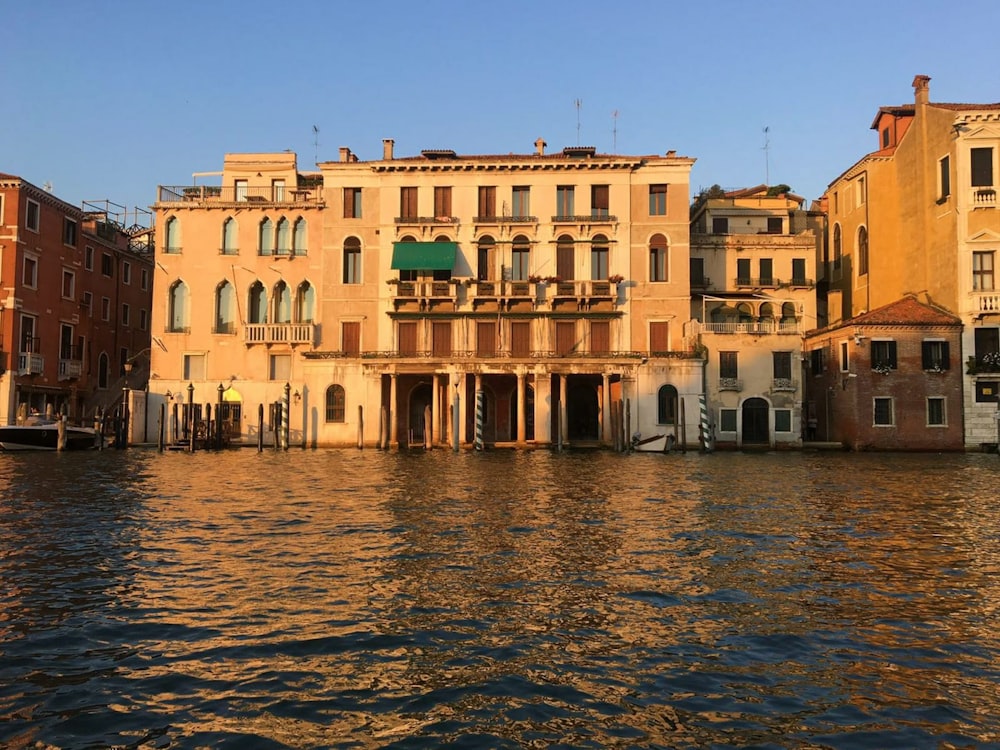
[912,75,931,106]
[383,139,395,160]
[535,137,547,156]
[666,150,677,157]
[339,147,352,163]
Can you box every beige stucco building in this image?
[824,75,1000,448]
[146,143,705,449]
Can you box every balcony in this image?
[719,377,743,392]
[157,185,324,206]
[551,214,618,224]
[244,323,315,345]
[473,215,537,224]
[394,215,459,226]
[58,359,83,381]
[771,378,797,392]
[700,319,801,335]
[734,277,781,289]
[972,290,1000,314]
[971,187,997,208]
[18,352,44,375]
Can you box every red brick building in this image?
[0,174,153,425]
[803,297,965,451]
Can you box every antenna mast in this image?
[612,110,619,153]
[762,126,770,186]
[313,125,320,164]
[575,98,582,146]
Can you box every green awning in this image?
[391,242,457,271]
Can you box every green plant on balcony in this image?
[608,274,624,284]
[386,278,400,285]
[967,353,1000,374]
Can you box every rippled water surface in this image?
[2,448,1000,749]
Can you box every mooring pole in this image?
[158,403,165,452]
[257,403,264,452]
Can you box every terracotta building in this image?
[803,297,964,451]
[0,175,153,425]
[822,75,1000,448]
[146,144,703,448]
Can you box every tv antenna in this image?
[612,109,619,154]
[762,126,770,186]
[312,125,320,163]
[575,98,582,146]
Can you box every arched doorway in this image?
[567,379,600,441]
[221,387,243,438]
[741,397,769,446]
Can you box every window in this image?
[139,309,148,331]
[184,354,206,381]
[168,281,189,332]
[432,321,452,357]
[23,255,38,288]
[973,251,995,291]
[971,147,993,187]
[736,258,751,285]
[397,321,418,355]
[791,258,807,285]
[342,321,360,355]
[511,235,530,281]
[478,321,498,357]
[649,321,669,353]
[556,235,575,280]
[20,315,37,355]
[222,217,238,255]
[590,320,610,354]
[927,397,946,426]
[215,281,236,334]
[939,155,951,200]
[712,217,729,234]
[122,303,130,327]
[690,257,706,286]
[657,385,678,425]
[649,234,668,282]
[767,216,782,234]
[882,127,890,149]
[293,218,307,256]
[556,185,575,217]
[478,186,496,217]
[840,341,849,372]
[759,258,774,286]
[164,217,180,253]
[591,235,608,280]
[85,246,94,270]
[273,281,291,324]
[773,351,792,380]
[325,385,346,422]
[649,184,667,216]
[296,282,315,323]
[774,410,792,432]
[82,291,93,315]
[857,175,867,205]
[591,184,609,218]
[921,340,950,371]
[856,226,869,277]
[235,179,248,202]
[275,218,291,255]
[141,268,149,291]
[975,380,1000,403]
[510,321,531,357]
[59,324,75,361]
[344,188,362,219]
[555,321,575,356]
[477,235,496,280]
[63,217,77,246]
[121,261,131,285]
[101,296,111,321]
[433,186,452,218]
[101,253,114,277]
[720,409,737,432]
[874,397,894,426]
[512,186,530,218]
[832,224,843,276]
[810,347,825,374]
[272,179,285,202]
[259,218,274,256]
[269,354,291,381]
[400,187,418,219]
[343,237,361,283]
[720,351,738,379]
[871,340,897,371]
[26,199,40,232]
[974,328,999,367]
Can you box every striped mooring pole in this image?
[282,382,291,451]
[474,389,484,451]
[699,393,713,453]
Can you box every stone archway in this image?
[741,397,769,445]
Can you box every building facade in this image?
[822,75,1000,448]
[689,186,820,448]
[0,175,153,426]
[146,143,704,449]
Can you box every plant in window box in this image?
[544,275,562,284]
[608,274,625,284]
[528,274,543,284]
[386,278,400,285]
[873,363,893,375]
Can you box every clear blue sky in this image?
[5,0,999,217]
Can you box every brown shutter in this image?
[510,321,531,357]
[432,321,452,357]
[557,244,575,280]
[342,321,360,355]
[590,321,610,354]
[477,321,496,357]
[398,322,417,355]
[556,321,576,355]
[649,322,669,353]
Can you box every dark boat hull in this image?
[0,425,99,451]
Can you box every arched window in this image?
[325,384,346,423]
[273,280,291,323]
[258,218,273,256]
[215,280,236,334]
[343,237,361,284]
[858,226,869,276]
[168,280,189,332]
[556,234,575,280]
[164,217,180,254]
[781,302,797,322]
[759,302,775,320]
[477,235,496,280]
[736,302,753,323]
[512,234,530,281]
[248,281,267,324]
[293,218,308,256]
[275,218,291,255]
[399,234,417,282]
[591,234,609,280]
[296,281,315,323]
[433,234,453,281]
[222,217,238,255]
[649,233,668,282]
[833,224,842,272]
[657,385,678,425]
[98,352,110,389]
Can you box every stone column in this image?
[601,372,611,445]
[389,373,398,447]
[516,371,527,445]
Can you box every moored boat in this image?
[0,417,100,451]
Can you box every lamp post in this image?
[122,361,133,449]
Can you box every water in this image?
[2,448,1000,749]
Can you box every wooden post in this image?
[158,403,165,452]
[57,416,67,451]
[625,398,631,454]
[358,405,364,449]
[187,383,195,453]
[380,406,389,450]
[424,405,432,449]
[680,397,687,453]
[257,403,264,452]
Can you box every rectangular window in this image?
[857,176,867,205]
[141,268,149,291]
[82,291,93,315]
[511,247,530,281]
[397,322,417,356]
[85,246,94,271]
[767,217,782,234]
[269,354,290,381]
[26,199,40,231]
[342,321,361,355]
[712,216,729,234]
[343,245,361,284]
[874,397,894,426]
[62,269,75,299]
[101,297,111,321]
[774,409,792,432]
[591,246,608,280]
[101,253,114,277]
[927,397,946,426]
[23,255,38,288]
[810,347,825,374]
[840,340,849,372]
[478,321,498,357]
[975,380,1000,403]
[184,353,207,381]
[556,185,575,217]
[591,184,609,218]
[720,351,738,379]
[649,321,669,353]
[510,321,531,357]
[649,184,667,216]
[974,328,1000,368]
[139,309,148,331]
[122,303,131,327]
[433,186,452,218]
[759,258,774,286]
[939,155,951,200]
[478,186,496,217]
[512,186,530,218]
[122,261,131,285]
[971,147,994,187]
[720,408,737,432]
[432,321,452,357]
[882,127,890,149]
[235,179,248,202]
[555,321,576,356]
[921,340,950,371]
[400,187,418,219]
[736,258,751,285]
[773,351,792,380]
[690,257,706,286]
[791,258,807,285]
[871,340,897,371]
[343,188,362,218]
[272,179,285,202]
[973,251,995,291]
[590,321,610,354]
[63,217,77,246]
[650,245,667,282]
[557,243,575,280]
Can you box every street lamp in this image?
[122,361,133,449]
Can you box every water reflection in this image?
[1,449,999,747]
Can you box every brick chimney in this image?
[383,139,395,160]
[912,75,931,106]
[339,147,352,163]
[535,138,547,156]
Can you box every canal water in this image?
[2,448,1000,749]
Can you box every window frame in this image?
[648,184,667,216]
[325,384,346,423]
[973,251,995,291]
[344,187,362,219]
[26,199,40,232]
[23,253,39,289]
[343,237,362,284]
[939,155,951,200]
[62,268,75,300]
[926,397,946,427]
[63,217,78,246]
[921,339,950,371]
[870,339,898,372]
[719,351,738,379]
[873,397,895,427]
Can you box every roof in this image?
[850,297,961,327]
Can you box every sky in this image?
[5,0,1000,220]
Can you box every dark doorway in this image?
[741,397,769,445]
[567,379,600,441]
